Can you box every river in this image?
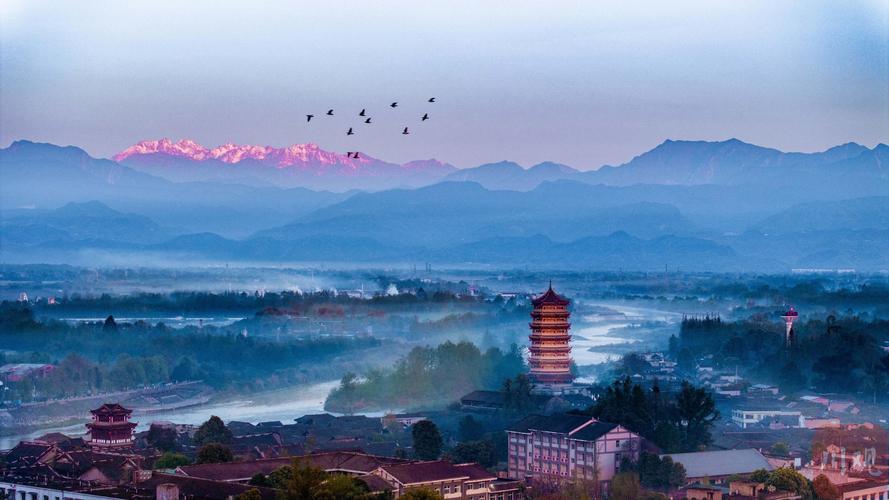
[2,301,679,450]
[0,380,342,450]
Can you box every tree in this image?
[194,415,233,446]
[779,361,806,394]
[103,315,118,332]
[675,381,719,450]
[457,415,484,442]
[235,488,262,500]
[154,452,190,469]
[315,475,369,500]
[749,468,770,483]
[412,420,443,460]
[610,472,643,500]
[635,452,686,489]
[399,487,442,500]
[146,425,178,452]
[448,440,495,468]
[196,443,234,464]
[766,468,813,499]
[812,474,839,500]
[248,473,271,487]
[279,459,327,500]
[770,441,791,456]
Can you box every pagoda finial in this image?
[548,279,553,291]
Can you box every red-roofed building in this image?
[86,404,137,451]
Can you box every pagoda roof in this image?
[532,284,570,306]
[90,403,132,416]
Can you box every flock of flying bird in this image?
[306,97,436,159]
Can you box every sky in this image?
[1,1,887,169]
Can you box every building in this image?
[0,363,55,382]
[85,404,137,451]
[528,284,573,393]
[506,413,641,486]
[731,409,805,429]
[371,461,523,499]
[660,449,774,485]
[781,306,798,346]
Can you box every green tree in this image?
[675,381,719,450]
[234,488,262,500]
[812,474,839,500]
[194,415,233,446]
[248,473,271,487]
[315,475,369,500]
[412,420,443,460]
[766,468,813,499]
[448,440,495,468]
[196,443,234,464]
[154,452,190,469]
[610,472,643,500]
[400,487,442,500]
[770,441,791,456]
[749,468,770,483]
[457,415,484,442]
[146,425,178,452]
[279,459,328,500]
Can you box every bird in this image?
[306,114,314,122]
[428,97,436,103]
[390,102,398,108]
[359,109,366,116]
[347,127,354,135]
[326,109,334,115]
[421,113,429,121]
[402,127,410,135]
[346,152,354,158]
[364,117,372,124]
[353,152,360,159]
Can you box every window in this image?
[443,484,450,494]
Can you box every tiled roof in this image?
[4,442,54,467]
[508,413,591,434]
[379,461,471,485]
[571,422,618,441]
[454,463,497,481]
[356,474,394,493]
[140,472,278,500]
[661,449,774,478]
[532,285,570,306]
[178,451,409,482]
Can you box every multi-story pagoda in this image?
[528,283,574,393]
[86,403,137,450]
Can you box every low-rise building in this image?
[371,461,523,500]
[506,413,640,486]
[661,449,774,485]
[731,409,805,429]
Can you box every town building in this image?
[85,404,137,451]
[371,461,523,499]
[0,363,55,382]
[731,409,805,429]
[506,413,641,487]
[660,449,774,485]
[527,284,574,393]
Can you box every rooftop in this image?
[531,284,570,307]
[661,448,774,478]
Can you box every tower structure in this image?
[528,283,574,393]
[86,403,137,451]
[781,306,798,346]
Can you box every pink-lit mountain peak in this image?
[113,139,362,168]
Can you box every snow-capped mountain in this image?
[114,139,457,191]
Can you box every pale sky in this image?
[1,1,887,169]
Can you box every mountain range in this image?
[1,138,887,271]
[114,139,456,190]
